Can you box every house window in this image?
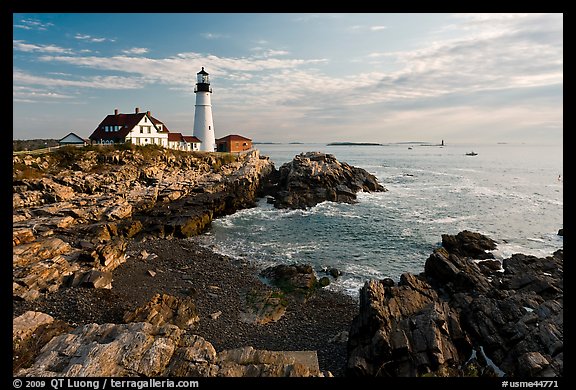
[144,117,147,123]
[140,126,144,133]
[147,127,151,134]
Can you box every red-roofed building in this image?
[89,107,172,147]
[168,133,201,151]
[216,134,252,153]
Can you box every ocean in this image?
[193,142,564,297]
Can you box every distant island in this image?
[327,142,382,146]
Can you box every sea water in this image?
[194,143,563,297]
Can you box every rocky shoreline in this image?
[13,147,562,377]
[14,237,357,376]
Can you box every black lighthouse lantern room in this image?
[195,67,212,93]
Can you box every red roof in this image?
[168,133,201,143]
[89,112,169,140]
[182,135,201,143]
[216,134,252,142]
[168,132,183,142]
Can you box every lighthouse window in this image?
[209,126,211,130]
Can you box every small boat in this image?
[465,151,478,156]
[408,147,413,150]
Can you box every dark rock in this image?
[348,231,563,377]
[260,263,318,298]
[328,268,342,278]
[270,152,386,209]
[557,229,563,236]
[318,277,331,287]
[441,230,497,259]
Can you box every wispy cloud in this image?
[348,25,388,32]
[370,25,387,31]
[14,69,143,90]
[13,40,74,54]
[75,34,115,43]
[14,18,54,31]
[37,52,327,89]
[13,85,75,103]
[122,47,149,55]
[201,32,227,40]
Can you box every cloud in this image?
[348,25,388,32]
[201,32,227,40]
[75,34,115,43]
[122,47,149,55]
[13,85,75,103]
[14,18,54,31]
[13,40,74,54]
[13,69,143,90]
[37,52,327,89]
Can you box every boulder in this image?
[123,293,199,330]
[347,232,563,377]
[260,263,318,298]
[270,152,386,209]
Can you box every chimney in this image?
[135,107,140,114]
[146,110,151,117]
[114,108,119,115]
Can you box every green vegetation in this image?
[13,139,58,152]
[211,153,237,172]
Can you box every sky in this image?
[13,13,563,144]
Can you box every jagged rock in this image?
[347,232,563,377]
[13,311,55,346]
[557,228,563,236]
[123,293,199,330]
[347,273,471,377]
[13,228,35,246]
[217,347,323,377]
[12,312,72,375]
[441,230,497,259]
[13,237,73,267]
[270,152,386,209]
[17,322,324,377]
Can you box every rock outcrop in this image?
[347,230,563,377]
[13,147,274,301]
[269,152,386,209]
[15,320,327,377]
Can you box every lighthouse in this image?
[193,67,216,152]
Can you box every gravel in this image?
[13,237,358,376]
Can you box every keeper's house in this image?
[89,108,172,147]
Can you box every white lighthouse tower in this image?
[193,67,216,152]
